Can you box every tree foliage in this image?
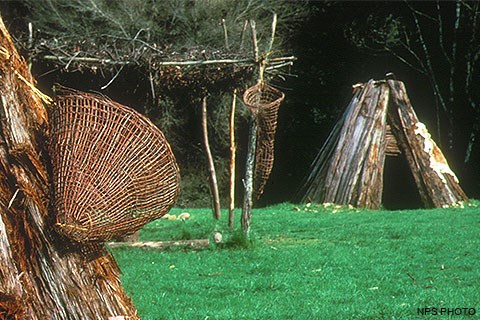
[23,0,308,57]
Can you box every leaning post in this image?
[201,95,222,220]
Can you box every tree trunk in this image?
[0,16,138,320]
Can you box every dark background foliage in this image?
[1,1,478,209]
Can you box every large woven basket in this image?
[243,82,284,199]
[49,88,180,242]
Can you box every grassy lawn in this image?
[111,202,480,319]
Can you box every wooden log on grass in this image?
[108,239,210,250]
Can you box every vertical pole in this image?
[201,96,221,220]
[228,89,237,229]
[241,14,277,235]
[222,18,229,51]
[241,19,260,235]
[241,113,257,235]
[27,22,33,70]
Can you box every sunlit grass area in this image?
[111,202,480,319]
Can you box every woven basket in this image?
[243,83,284,198]
[243,82,284,115]
[49,88,180,242]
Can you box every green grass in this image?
[111,202,480,319]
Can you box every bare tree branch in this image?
[100,64,125,89]
[436,0,452,65]
[407,1,449,115]
[449,1,462,104]
[387,46,427,75]
[88,0,129,37]
[408,5,437,22]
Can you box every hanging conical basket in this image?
[49,88,180,242]
[243,82,284,199]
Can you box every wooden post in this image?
[241,20,260,235]
[241,114,258,234]
[201,96,221,220]
[239,20,248,51]
[0,17,138,319]
[228,89,237,229]
[241,14,277,234]
[27,22,33,70]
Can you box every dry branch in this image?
[41,54,295,67]
[241,117,257,234]
[241,19,260,235]
[202,96,221,220]
[222,18,229,50]
[42,54,134,66]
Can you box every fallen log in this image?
[108,239,210,250]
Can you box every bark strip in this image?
[0,16,139,320]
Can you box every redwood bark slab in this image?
[0,16,138,320]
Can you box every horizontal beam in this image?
[40,54,296,68]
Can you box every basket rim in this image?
[243,82,285,110]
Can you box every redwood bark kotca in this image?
[0,16,139,320]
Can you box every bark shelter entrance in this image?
[299,79,468,209]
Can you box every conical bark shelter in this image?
[299,79,468,209]
[0,16,138,319]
